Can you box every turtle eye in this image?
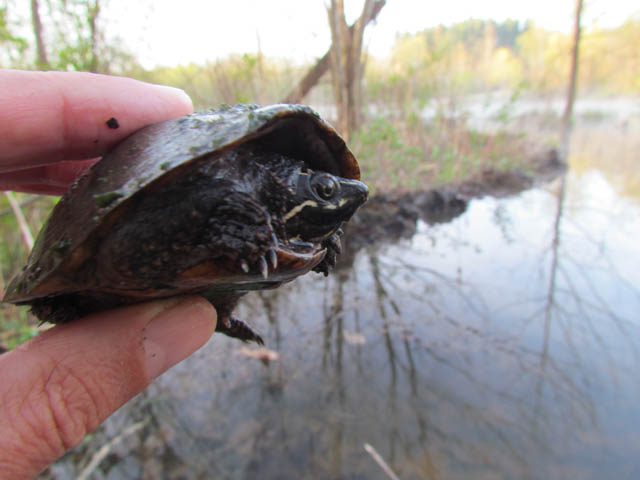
[312,174,340,200]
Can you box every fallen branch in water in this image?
[364,442,401,480]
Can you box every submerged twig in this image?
[4,192,34,250]
[364,442,401,480]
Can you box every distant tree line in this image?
[370,17,640,103]
[1,3,637,108]
[422,18,529,51]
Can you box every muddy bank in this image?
[343,148,565,253]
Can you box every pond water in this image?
[47,127,640,480]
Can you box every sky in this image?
[102,0,639,68]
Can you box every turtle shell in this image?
[4,104,361,305]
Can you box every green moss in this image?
[94,190,124,208]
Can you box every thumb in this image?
[0,296,216,478]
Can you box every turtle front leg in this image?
[209,293,265,345]
[216,315,265,345]
[312,229,344,276]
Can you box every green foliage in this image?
[0,307,39,350]
[0,5,28,66]
[1,0,139,73]
[352,117,426,191]
[140,55,300,109]
[0,194,57,347]
[350,110,530,191]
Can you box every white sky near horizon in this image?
[98,0,638,68]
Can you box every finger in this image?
[0,70,194,172]
[0,296,216,478]
[0,158,98,194]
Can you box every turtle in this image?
[3,104,368,345]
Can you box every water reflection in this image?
[47,140,640,480]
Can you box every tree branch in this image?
[30,0,49,69]
[281,0,385,104]
[4,192,34,250]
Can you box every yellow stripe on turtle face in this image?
[338,178,364,187]
[284,199,319,221]
[284,197,351,222]
[311,229,338,241]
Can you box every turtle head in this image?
[284,171,368,243]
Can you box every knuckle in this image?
[40,359,103,450]
[0,352,107,473]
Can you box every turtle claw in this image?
[241,255,271,278]
[216,316,264,345]
[240,260,250,273]
[258,255,268,279]
[326,233,342,255]
[267,248,278,270]
[311,231,343,277]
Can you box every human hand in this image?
[0,70,217,478]
[0,69,194,194]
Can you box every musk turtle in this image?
[3,104,368,344]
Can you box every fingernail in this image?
[151,84,193,110]
[143,297,216,379]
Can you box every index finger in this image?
[0,70,194,172]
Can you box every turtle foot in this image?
[216,316,264,345]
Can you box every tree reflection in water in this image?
[46,140,640,480]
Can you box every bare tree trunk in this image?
[328,0,350,137]
[348,0,375,130]
[281,0,385,111]
[87,0,101,72]
[562,0,583,134]
[282,53,331,104]
[256,32,267,104]
[326,0,383,140]
[30,0,48,69]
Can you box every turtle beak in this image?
[339,178,368,210]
